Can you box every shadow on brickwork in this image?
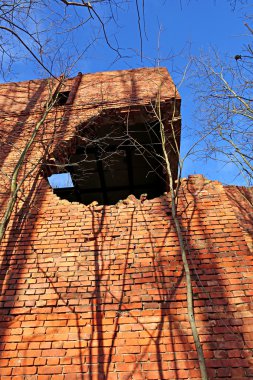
[138,201,190,380]
[0,174,45,296]
[0,75,71,310]
[0,178,253,379]
[0,175,47,369]
[0,82,48,213]
[82,199,197,380]
[88,207,135,380]
[28,203,136,380]
[225,186,253,251]
[0,80,47,171]
[176,178,253,379]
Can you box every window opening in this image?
[54,91,70,106]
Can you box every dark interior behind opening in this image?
[51,122,166,205]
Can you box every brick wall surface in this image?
[0,69,252,379]
[224,186,253,252]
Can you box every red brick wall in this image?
[0,175,253,379]
[0,69,253,379]
[225,186,253,252]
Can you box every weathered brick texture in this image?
[0,68,252,379]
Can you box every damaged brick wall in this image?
[0,68,253,379]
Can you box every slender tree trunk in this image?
[156,100,208,380]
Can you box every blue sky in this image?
[3,0,251,185]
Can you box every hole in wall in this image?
[46,119,168,205]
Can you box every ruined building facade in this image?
[0,68,252,379]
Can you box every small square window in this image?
[54,91,70,106]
